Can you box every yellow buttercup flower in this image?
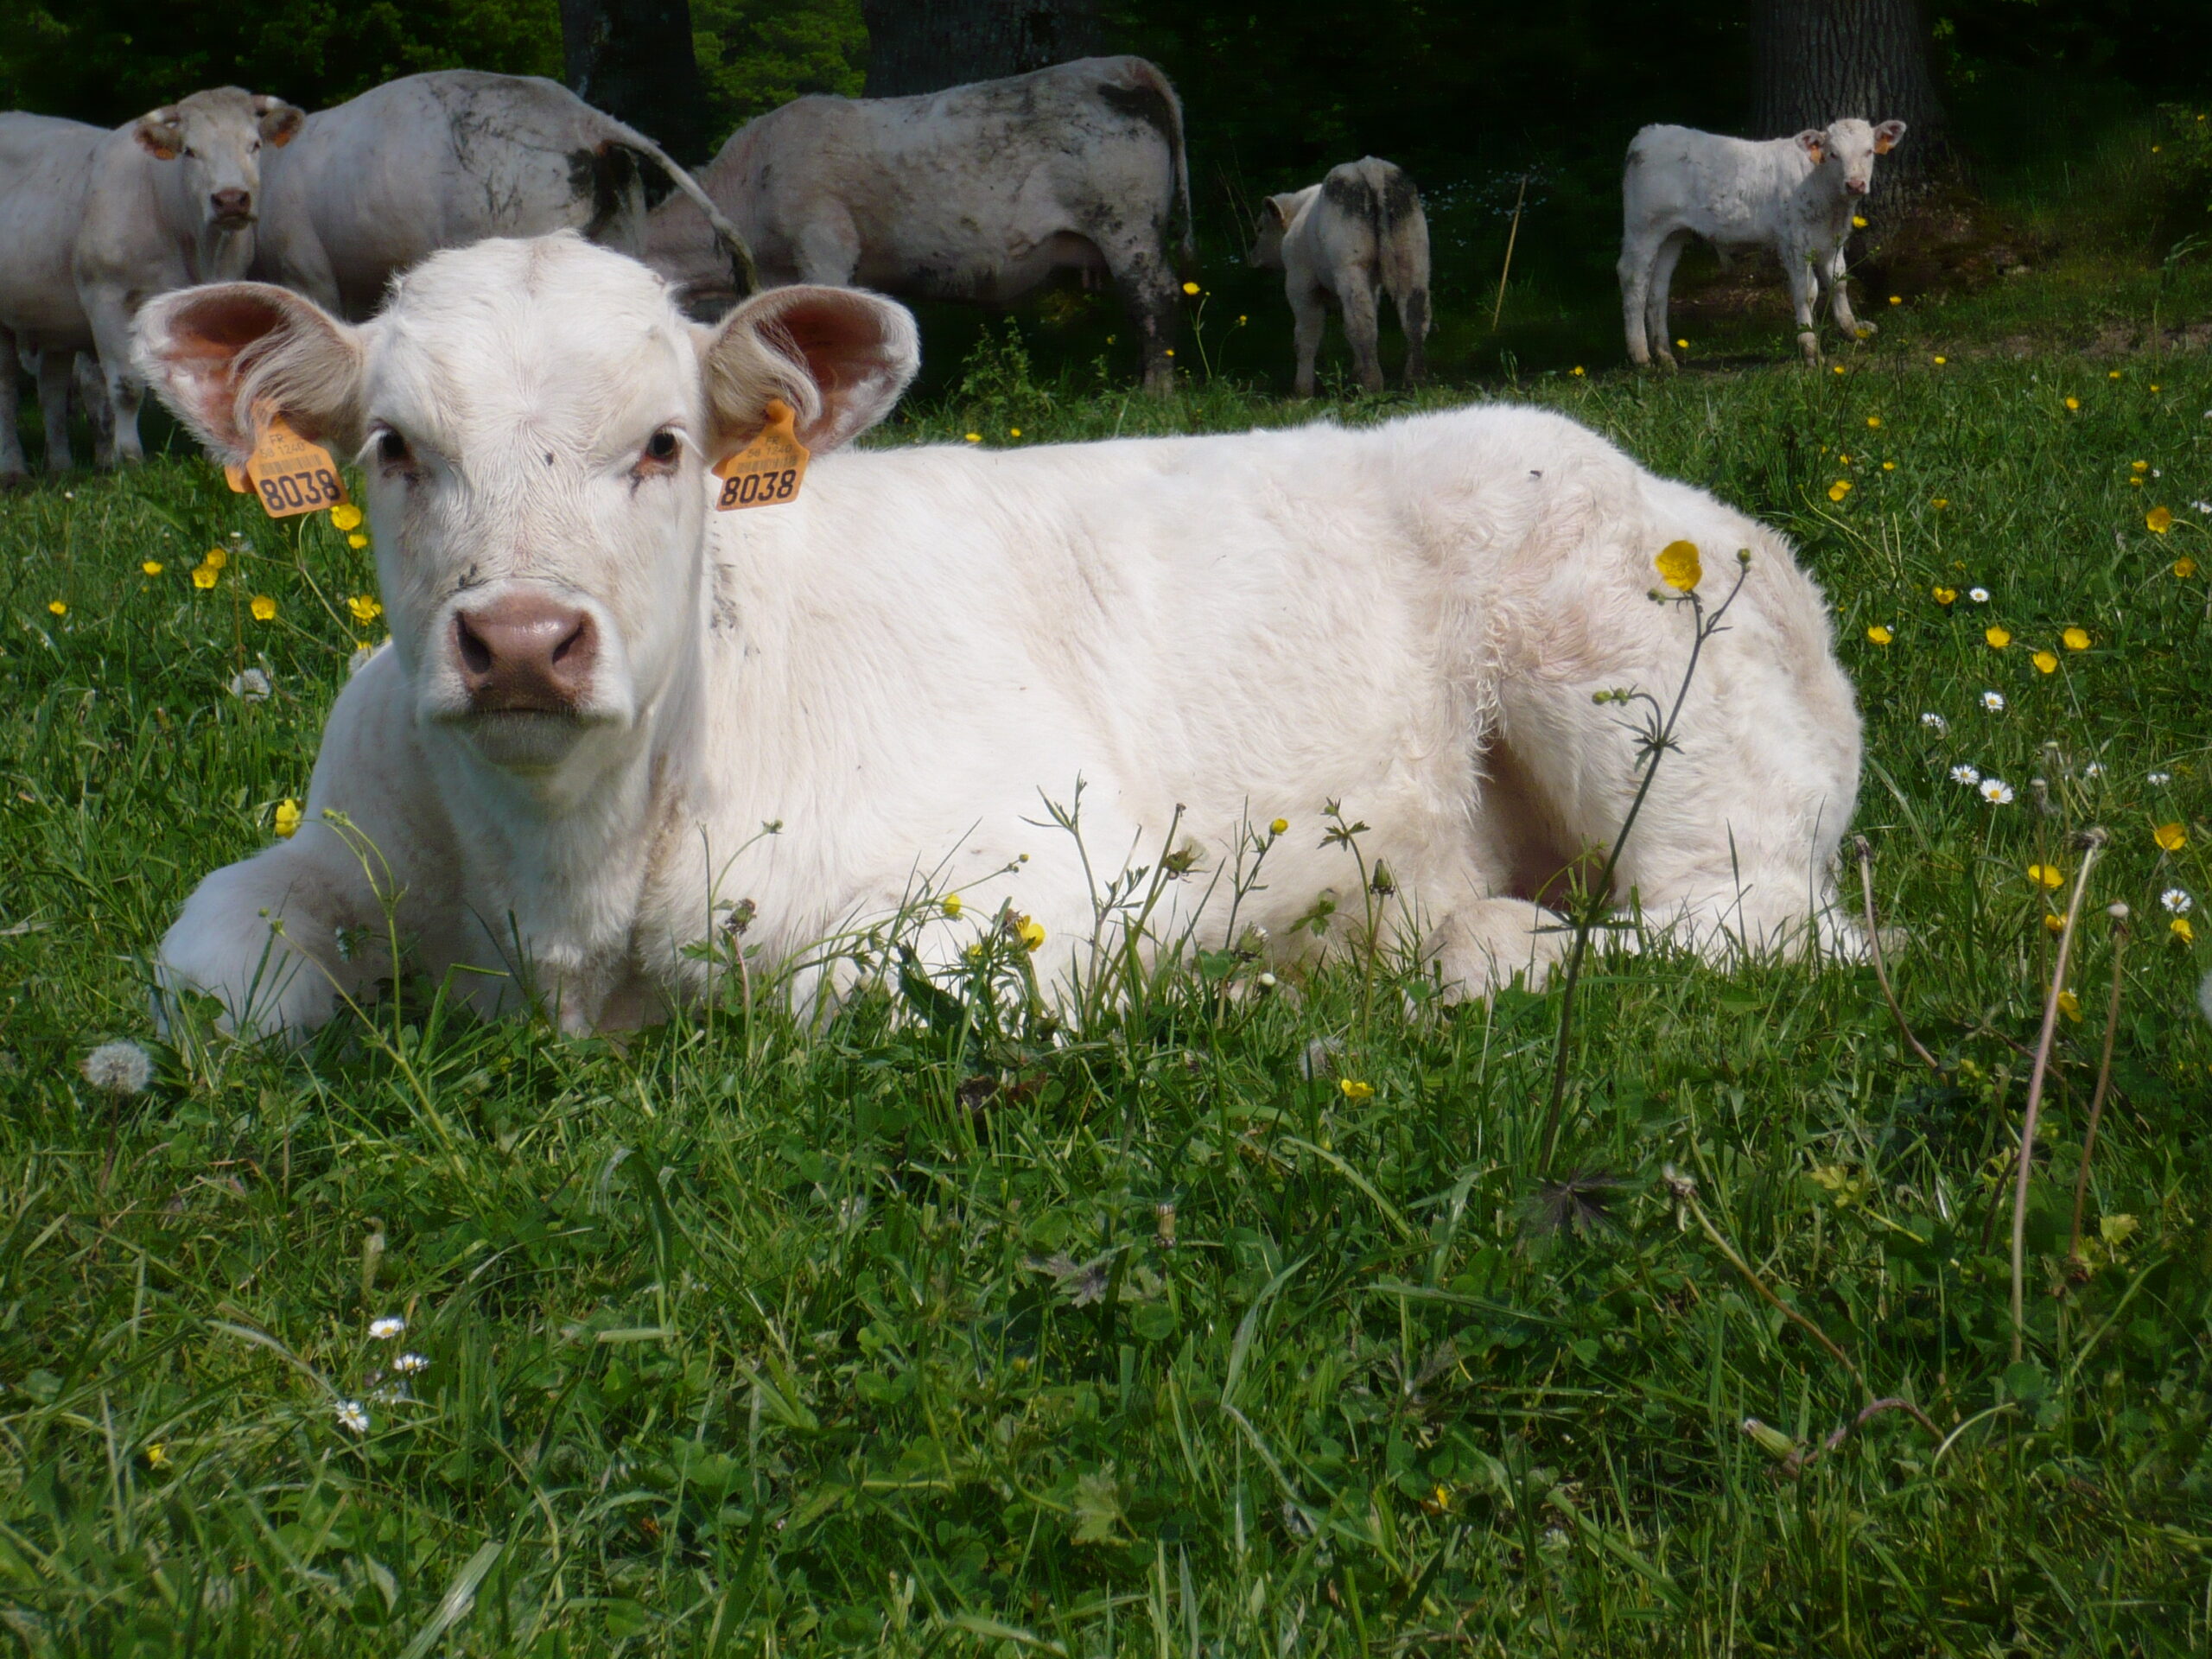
[2032,650,2057,673]
[250,594,276,621]
[1339,1078,1375,1102]
[1882,461,1895,471]
[1853,215,1868,227]
[940,893,962,918]
[2175,917,2196,943]
[1181,281,1200,296]
[1931,498,1948,509]
[1827,480,1852,502]
[1888,296,1901,306]
[141,560,163,576]
[2062,626,2089,651]
[1015,915,1045,952]
[2147,506,2174,533]
[346,594,383,625]
[1866,416,1881,428]
[192,565,218,590]
[1654,540,1701,592]
[1570,365,1586,377]
[330,505,363,531]
[2063,397,2079,410]
[2154,822,2187,853]
[2027,864,2064,889]
[1675,338,1688,350]
[273,798,302,839]
[46,600,65,617]
[144,1443,168,1469]
[2107,371,2120,380]
[1269,817,1289,836]
[2132,461,2149,473]
[2177,557,2198,579]
[964,433,981,443]
[1866,625,1892,645]
[1009,427,1022,437]
[2043,913,2064,933]
[1932,355,1947,365]
[1985,626,2011,649]
[1932,586,1956,604]
[1832,364,1846,375]
[2057,989,2081,1020]
[347,533,369,550]
[203,548,227,572]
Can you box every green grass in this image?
[3,305,2212,1656]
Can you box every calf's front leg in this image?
[1824,245,1869,340]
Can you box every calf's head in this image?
[134,232,918,779]
[135,86,304,232]
[1795,118,1907,198]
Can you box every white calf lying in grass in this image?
[136,232,1861,1037]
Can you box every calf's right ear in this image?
[699,285,919,455]
[134,108,184,161]
[1794,130,1827,164]
[133,283,365,467]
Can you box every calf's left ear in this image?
[1872,120,1907,155]
[253,95,306,148]
[699,285,919,457]
[1794,130,1827,164]
[133,283,365,467]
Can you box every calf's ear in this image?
[699,285,918,455]
[1266,197,1291,229]
[253,95,306,148]
[1872,120,1906,155]
[1794,130,1826,164]
[133,283,364,466]
[134,108,184,161]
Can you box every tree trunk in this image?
[560,0,710,164]
[860,0,1103,99]
[1750,0,1947,188]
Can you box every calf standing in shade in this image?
[1618,118,1905,369]
[1249,157,1430,397]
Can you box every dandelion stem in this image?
[2012,828,2105,1363]
[1853,836,1941,1073]
[2068,903,2130,1262]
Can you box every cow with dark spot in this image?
[1249,157,1429,397]
[645,57,1192,392]
[253,71,753,321]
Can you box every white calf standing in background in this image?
[1249,157,1429,397]
[1618,118,1905,369]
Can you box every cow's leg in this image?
[0,327,27,487]
[1825,245,1868,340]
[1783,245,1823,365]
[1394,279,1430,387]
[790,210,861,287]
[1618,232,1657,367]
[1099,235,1179,395]
[85,293,148,465]
[75,353,113,469]
[1288,283,1327,398]
[1342,277,1385,395]
[1645,232,1690,367]
[156,824,391,1040]
[35,351,74,474]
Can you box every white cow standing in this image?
[1618,118,1906,368]
[645,57,1192,392]
[0,113,104,482]
[1249,156,1430,397]
[135,233,1861,1039]
[253,71,752,321]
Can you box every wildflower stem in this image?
[2067,904,2130,1262]
[1491,173,1529,332]
[1540,560,1747,1170]
[2012,828,2105,1363]
[1853,836,1941,1073]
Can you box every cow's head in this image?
[133,86,304,232]
[1795,118,1907,198]
[1246,189,1314,270]
[134,234,918,780]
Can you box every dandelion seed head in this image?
[229,669,271,703]
[81,1040,152,1096]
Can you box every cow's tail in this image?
[1115,58,1193,272]
[1371,161,1427,306]
[598,118,760,299]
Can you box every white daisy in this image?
[1921,711,1948,733]
[334,1400,369,1433]
[367,1316,404,1341]
[2164,889,2193,915]
[2149,772,2172,786]
[2081,761,2104,779]
[1982,690,2005,712]
[1980,778,2015,804]
[394,1352,429,1374]
[1951,765,1981,785]
[1969,587,1991,602]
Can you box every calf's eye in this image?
[376,429,412,469]
[647,429,679,462]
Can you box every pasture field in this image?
[0,325,2209,1656]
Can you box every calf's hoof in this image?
[1796,330,1822,366]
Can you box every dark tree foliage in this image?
[1751,0,1948,183]
[560,0,709,161]
[693,0,864,147]
[861,0,1101,99]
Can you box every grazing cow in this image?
[1249,156,1430,397]
[1618,118,1906,368]
[73,87,306,465]
[135,234,1860,1039]
[253,72,753,321]
[645,56,1192,391]
[0,114,105,481]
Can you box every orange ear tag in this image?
[712,398,810,512]
[230,415,349,518]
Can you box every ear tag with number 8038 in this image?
[226,414,350,518]
[712,398,809,512]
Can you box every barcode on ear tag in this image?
[241,416,348,518]
[713,398,809,512]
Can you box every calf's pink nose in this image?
[454,594,596,713]
[1845,179,1869,196]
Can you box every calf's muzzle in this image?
[454,594,597,714]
